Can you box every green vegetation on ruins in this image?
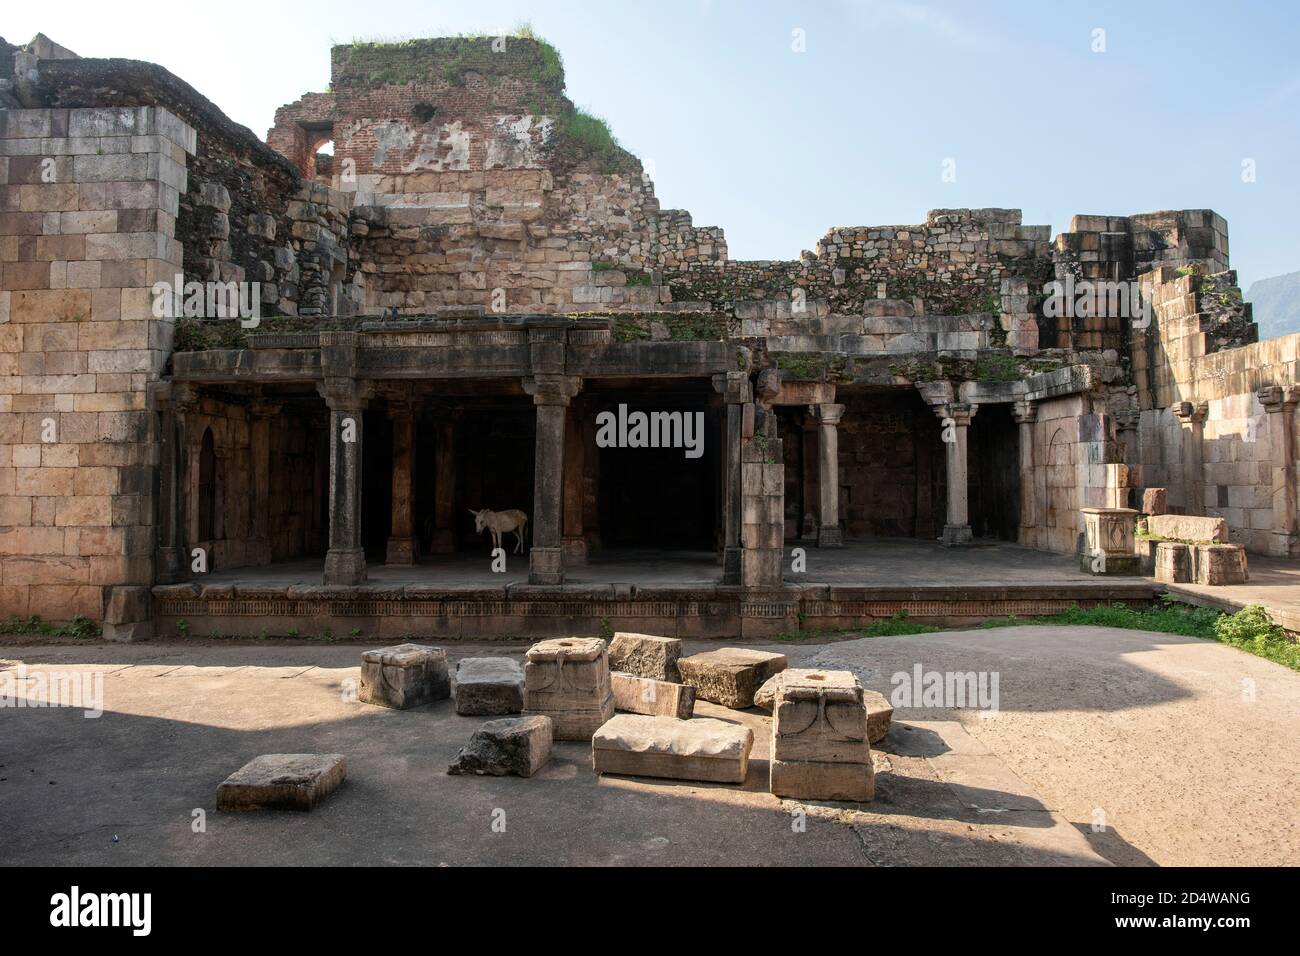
[1,613,101,639]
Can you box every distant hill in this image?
[1247,271,1300,340]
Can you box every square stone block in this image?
[678,647,787,709]
[447,716,553,778]
[611,672,695,719]
[216,754,346,812]
[524,637,614,740]
[1155,541,1193,583]
[1195,543,1249,585]
[770,757,875,802]
[1142,487,1168,515]
[773,669,870,765]
[358,643,450,709]
[454,657,525,716]
[608,632,682,682]
[592,715,753,784]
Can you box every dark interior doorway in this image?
[968,403,1020,541]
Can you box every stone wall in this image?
[0,105,193,622]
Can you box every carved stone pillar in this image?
[154,383,196,583]
[249,397,280,567]
[714,371,752,585]
[936,402,977,547]
[811,403,845,547]
[385,395,418,565]
[1012,401,1037,547]
[562,400,587,566]
[1172,400,1208,515]
[523,375,581,584]
[319,378,371,585]
[1259,386,1300,556]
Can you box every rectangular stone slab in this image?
[611,671,695,719]
[592,715,753,783]
[1147,513,1228,543]
[527,694,615,741]
[770,757,874,802]
[608,633,682,682]
[447,716,553,778]
[216,754,346,812]
[454,657,525,715]
[358,643,450,709]
[677,648,787,709]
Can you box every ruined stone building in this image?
[1,34,1295,639]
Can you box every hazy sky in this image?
[8,0,1298,288]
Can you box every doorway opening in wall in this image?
[968,402,1021,541]
[586,379,720,575]
[778,387,946,542]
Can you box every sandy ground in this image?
[1,625,1296,866]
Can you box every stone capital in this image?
[523,374,582,406]
[1113,408,1139,431]
[713,371,753,405]
[810,403,845,427]
[1172,400,1208,425]
[1011,400,1037,425]
[936,402,977,427]
[317,377,373,412]
[1258,386,1300,413]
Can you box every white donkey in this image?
[470,508,530,555]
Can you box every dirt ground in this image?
[2,625,1296,866]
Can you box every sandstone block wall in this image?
[0,105,193,621]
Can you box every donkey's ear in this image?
[468,509,478,516]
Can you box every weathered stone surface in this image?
[755,673,892,744]
[611,671,695,719]
[358,643,450,709]
[770,758,875,802]
[447,716,553,778]
[678,648,787,709]
[608,632,682,682]
[592,715,753,783]
[523,637,614,740]
[1195,543,1249,585]
[216,754,346,812]
[1155,541,1193,583]
[1146,514,1229,543]
[773,669,869,764]
[454,657,524,716]
[1142,487,1168,515]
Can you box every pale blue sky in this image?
[9,0,1299,287]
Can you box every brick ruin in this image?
[0,33,1296,639]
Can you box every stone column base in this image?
[324,548,367,585]
[156,547,185,584]
[102,586,152,643]
[529,547,564,585]
[816,526,843,548]
[385,536,419,565]
[427,529,455,553]
[1268,531,1300,558]
[941,524,973,547]
[562,536,588,566]
[1079,551,1141,575]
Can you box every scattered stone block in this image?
[447,716,553,778]
[523,638,614,740]
[454,657,524,716]
[1147,513,1228,543]
[1195,543,1249,585]
[1142,487,1168,515]
[770,669,875,802]
[216,754,346,812]
[1154,541,1193,583]
[677,648,787,709]
[754,672,893,744]
[608,632,682,682]
[1079,507,1140,575]
[358,643,450,709]
[611,672,695,719]
[592,715,753,784]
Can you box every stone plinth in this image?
[1079,507,1140,575]
[1147,514,1229,543]
[678,647,788,709]
[754,673,893,745]
[592,715,753,783]
[1155,541,1193,583]
[358,643,450,709]
[611,672,695,719]
[216,754,346,812]
[447,716,553,778]
[523,638,615,740]
[608,632,682,682]
[1195,544,1249,585]
[770,669,874,802]
[454,657,525,715]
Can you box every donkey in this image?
[470,508,530,555]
